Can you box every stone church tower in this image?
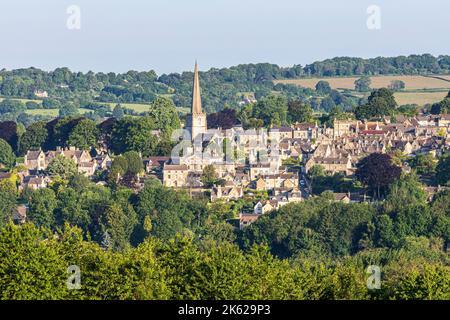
[186,61,207,141]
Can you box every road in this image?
[299,168,311,199]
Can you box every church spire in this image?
[192,61,203,115]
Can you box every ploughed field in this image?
[274,75,450,106]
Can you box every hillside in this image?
[1,54,450,125]
[274,75,450,106]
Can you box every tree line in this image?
[0,96,180,161]
[1,54,448,114]
[0,221,448,300]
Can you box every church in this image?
[163,62,238,187]
[162,62,297,197]
[185,61,207,141]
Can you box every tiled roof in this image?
[270,126,293,132]
[26,150,43,160]
[0,172,12,180]
[164,164,188,171]
[294,123,316,130]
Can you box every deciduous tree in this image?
[0,139,15,169]
[47,155,78,180]
[67,118,99,150]
[355,153,402,199]
[28,188,57,228]
[18,121,48,155]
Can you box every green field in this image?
[0,95,190,117]
[106,102,190,114]
[23,105,190,117]
[24,109,58,117]
[176,107,191,114]
[105,102,153,113]
[25,108,91,117]
[394,91,448,106]
[0,97,43,104]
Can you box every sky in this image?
[0,0,449,75]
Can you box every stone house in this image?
[163,164,189,187]
[24,150,46,170]
[293,123,320,140]
[254,173,299,191]
[211,185,244,201]
[23,176,50,190]
[13,205,27,224]
[305,155,353,175]
[96,154,112,170]
[46,147,92,166]
[78,161,97,176]
[269,126,293,141]
[239,213,260,230]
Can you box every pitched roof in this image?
[164,164,188,171]
[15,205,27,217]
[334,193,350,201]
[144,156,170,168]
[0,172,11,180]
[359,130,385,135]
[293,123,316,130]
[270,126,293,132]
[27,176,45,185]
[239,214,260,223]
[313,157,349,164]
[26,150,43,160]
[78,161,96,168]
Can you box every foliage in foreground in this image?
[0,223,448,300]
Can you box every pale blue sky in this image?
[0,0,448,74]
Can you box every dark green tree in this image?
[111,116,158,156]
[430,97,450,115]
[201,164,219,188]
[136,180,200,241]
[252,95,288,127]
[59,104,79,117]
[67,118,99,150]
[384,173,427,213]
[28,188,57,228]
[112,104,125,119]
[0,139,15,169]
[320,96,336,113]
[101,203,137,251]
[435,155,450,186]
[315,80,332,95]
[0,182,16,228]
[56,187,90,229]
[409,153,436,175]
[18,121,48,155]
[287,100,313,124]
[146,97,181,134]
[0,121,19,153]
[355,88,397,120]
[388,80,406,91]
[354,76,371,92]
[47,155,78,180]
[123,151,143,176]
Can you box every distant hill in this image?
[0,54,449,115]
